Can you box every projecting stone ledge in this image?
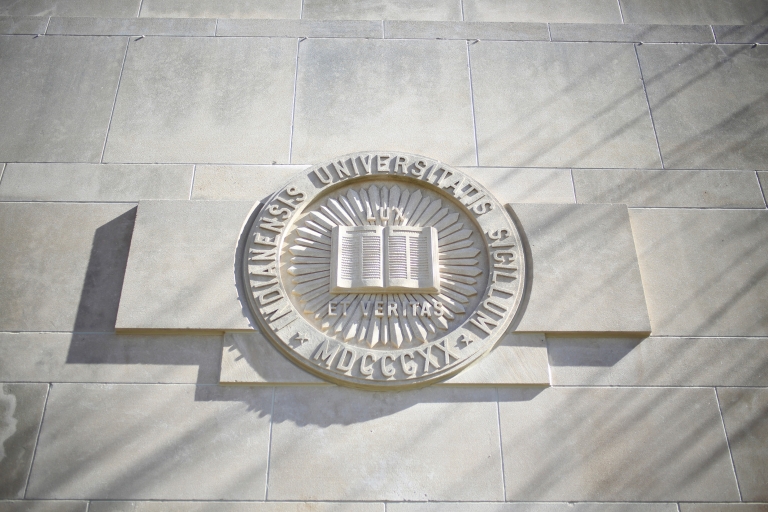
[220,331,549,386]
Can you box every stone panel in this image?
[681,506,768,512]
[302,0,461,21]
[116,200,255,332]
[0,164,192,202]
[548,336,768,387]
[0,384,48,499]
[47,16,216,36]
[512,203,651,334]
[0,502,87,512]
[0,35,126,163]
[139,0,301,19]
[717,388,768,502]
[549,23,715,43]
[384,20,549,40]
[0,203,136,332]
[216,19,381,38]
[713,24,768,44]
[0,0,140,17]
[0,16,48,34]
[463,0,622,23]
[471,41,661,168]
[268,387,504,501]
[498,387,739,501]
[0,332,222,384]
[629,209,768,336]
[191,165,308,201]
[460,167,575,203]
[26,384,272,500]
[104,37,296,164]
[758,171,768,206]
[90,503,383,512]
[620,0,768,25]
[637,43,768,170]
[572,169,765,208]
[291,39,476,166]
[390,504,677,512]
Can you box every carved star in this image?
[458,335,474,347]
[294,332,310,345]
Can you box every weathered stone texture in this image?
[139,0,301,19]
[462,0,622,23]
[302,0,462,21]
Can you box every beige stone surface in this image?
[459,167,575,203]
[191,165,308,201]
[302,0,461,21]
[463,0,622,23]
[0,163,193,202]
[0,332,222,384]
[384,20,549,40]
[89,503,383,512]
[0,384,48,499]
[713,24,768,44]
[471,41,660,168]
[0,203,136,332]
[629,209,768,336]
[717,387,768,502]
[549,22,715,42]
[0,502,87,512]
[139,0,301,18]
[498,387,739,501]
[104,37,297,164]
[548,336,768,387]
[0,0,139,17]
[46,16,216,36]
[390,504,677,512]
[442,332,549,385]
[758,171,768,206]
[0,16,48,34]
[681,506,768,512]
[26,384,273,500]
[620,0,768,24]
[291,39,476,166]
[216,19,381,37]
[512,203,651,334]
[573,169,766,208]
[0,35,127,163]
[116,200,255,332]
[268,386,504,501]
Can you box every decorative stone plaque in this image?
[242,152,526,389]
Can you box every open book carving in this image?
[330,225,440,293]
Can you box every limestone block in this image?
[681,505,768,512]
[216,19,382,38]
[302,0,461,21]
[390,504,677,512]
[548,336,768,387]
[512,203,651,334]
[498,387,739,501]
[758,171,768,205]
[0,203,136,332]
[717,388,768,502]
[0,35,127,162]
[636,44,768,170]
[550,23,715,42]
[620,0,768,24]
[713,24,768,44]
[459,167,575,204]
[463,0,621,22]
[26,384,273,500]
[103,37,297,164]
[0,16,48,34]
[139,0,301,18]
[0,164,193,202]
[0,332,222,384]
[0,384,48,499]
[220,331,550,386]
[470,41,660,168]
[0,0,140,17]
[572,169,766,208]
[47,16,216,36]
[89,503,383,512]
[116,200,255,332]
[629,209,768,336]
[0,502,87,512]
[291,39,476,165]
[383,20,549,40]
[267,387,504,501]
[191,165,309,201]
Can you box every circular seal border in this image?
[242,152,526,389]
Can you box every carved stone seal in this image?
[242,152,525,389]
